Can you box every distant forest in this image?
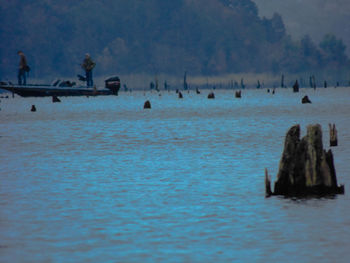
[1,0,349,80]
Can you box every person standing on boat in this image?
[81,53,96,87]
[17,51,29,85]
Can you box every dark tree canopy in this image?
[319,34,348,65]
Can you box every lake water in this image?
[1,87,350,262]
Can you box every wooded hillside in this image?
[0,0,348,79]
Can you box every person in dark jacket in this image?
[81,53,96,87]
[17,51,28,85]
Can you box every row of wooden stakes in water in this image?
[143,90,242,109]
[173,89,242,99]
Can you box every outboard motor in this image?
[105,76,120,95]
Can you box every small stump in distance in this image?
[143,100,151,109]
[329,123,338,147]
[302,95,311,104]
[293,80,299,92]
[178,92,183,99]
[235,90,241,98]
[52,95,61,103]
[31,105,36,112]
[207,92,215,99]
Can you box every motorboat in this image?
[0,76,120,97]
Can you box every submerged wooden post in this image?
[312,75,316,89]
[240,78,245,89]
[265,168,272,198]
[257,80,261,89]
[329,123,338,146]
[293,80,299,92]
[183,71,188,90]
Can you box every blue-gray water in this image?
[1,88,350,262]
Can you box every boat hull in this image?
[0,83,118,97]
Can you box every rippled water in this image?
[1,88,350,262]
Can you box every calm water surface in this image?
[1,88,350,262]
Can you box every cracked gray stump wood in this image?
[272,124,344,196]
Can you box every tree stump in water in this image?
[31,105,36,112]
[293,80,299,92]
[207,92,215,99]
[235,90,241,98]
[266,124,344,197]
[143,100,151,109]
[178,92,183,99]
[329,123,338,147]
[52,95,61,103]
[302,95,311,104]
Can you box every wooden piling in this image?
[293,80,299,92]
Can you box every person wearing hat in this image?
[81,53,96,87]
[17,51,29,85]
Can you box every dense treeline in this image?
[0,0,349,79]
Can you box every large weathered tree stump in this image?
[266,124,344,197]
